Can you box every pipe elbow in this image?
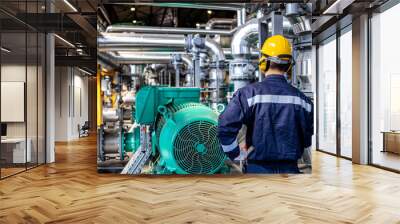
[231,19,259,58]
[205,37,226,61]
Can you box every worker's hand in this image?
[234,149,248,161]
[239,142,248,151]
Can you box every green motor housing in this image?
[124,127,140,153]
[134,86,226,174]
[155,102,225,174]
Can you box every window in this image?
[339,28,352,158]
[370,3,400,171]
[317,36,337,154]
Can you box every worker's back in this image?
[218,74,313,171]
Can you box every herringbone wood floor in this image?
[1,136,400,224]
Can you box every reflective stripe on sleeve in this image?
[247,94,312,112]
[221,139,238,152]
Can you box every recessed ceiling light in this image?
[207,10,212,15]
[63,0,78,12]
[54,34,75,48]
[1,47,11,53]
[78,67,92,76]
[130,7,136,12]
[132,20,137,24]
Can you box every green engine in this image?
[134,86,227,174]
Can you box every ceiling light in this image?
[1,47,11,53]
[196,23,200,27]
[207,10,212,15]
[54,34,75,48]
[63,0,78,12]
[130,7,136,12]
[323,0,354,15]
[132,20,137,24]
[78,67,92,76]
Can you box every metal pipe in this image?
[205,18,235,29]
[97,52,119,69]
[105,25,233,36]
[231,19,259,58]
[286,16,311,35]
[98,47,183,52]
[99,52,194,72]
[205,37,226,61]
[205,37,226,106]
[100,46,259,58]
[98,34,186,48]
[285,3,311,35]
[181,55,194,87]
[236,8,246,27]
[99,52,172,64]
[115,3,242,11]
[181,55,193,69]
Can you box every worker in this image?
[218,35,314,174]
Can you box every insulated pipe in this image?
[99,47,259,58]
[236,8,246,27]
[231,19,259,57]
[105,26,233,36]
[204,37,225,106]
[181,55,194,87]
[99,52,194,72]
[113,54,173,63]
[285,3,311,35]
[230,19,259,91]
[205,37,226,61]
[98,47,183,52]
[286,16,311,35]
[181,55,193,69]
[205,18,235,29]
[98,34,186,48]
[124,3,242,11]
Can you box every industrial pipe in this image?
[205,18,235,29]
[181,55,194,86]
[285,3,311,35]
[181,55,193,69]
[231,18,259,58]
[99,46,258,58]
[205,37,226,61]
[205,37,226,107]
[236,8,246,27]
[98,47,183,52]
[105,26,233,36]
[98,34,186,48]
[124,3,243,11]
[229,19,259,91]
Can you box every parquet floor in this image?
[1,135,400,224]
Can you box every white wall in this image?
[55,67,89,141]
[1,65,26,139]
[1,64,46,164]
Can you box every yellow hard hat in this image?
[259,35,292,73]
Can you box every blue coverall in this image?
[218,75,314,174]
